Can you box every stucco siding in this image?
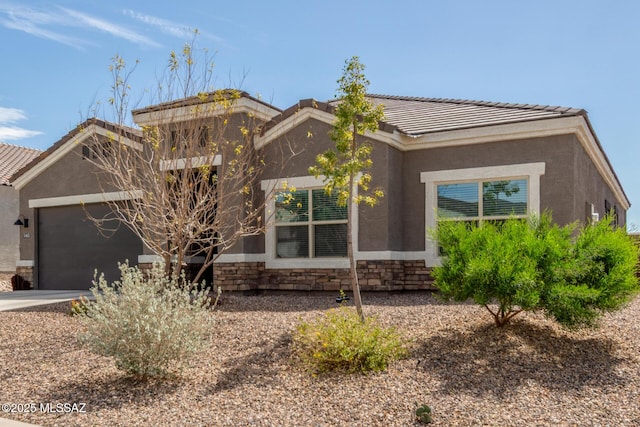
[571,135,626,226]
[0,186,18,272]
[402,134,578,251]
[18,143,107,260]
[258,118,397,254]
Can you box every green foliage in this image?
[292,307,407,374]
[69,296,91,316]
[415,403,433,424]
[77,262,218,379]
[308,56,385,321]
[309,56,385,207]
[433,213,639,328]
[545,216,640,328]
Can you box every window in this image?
[169,126,209,150]
[275,189,347,258]
[437,179,528,224]
[421,162,546,267]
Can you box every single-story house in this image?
[11,93,630,291]
[0,142,41,282]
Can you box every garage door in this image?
[38,204,142,290]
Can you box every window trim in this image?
[261,175,356,269]
[437,178,529,222]
[420,162,545,267]
[275,188,348,259]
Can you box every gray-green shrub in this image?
[77,261,218,379]
[292,306,407,374]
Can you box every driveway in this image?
[0,290,93,312]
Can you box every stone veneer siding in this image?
[212,260,436,292]
[15,266,34,289]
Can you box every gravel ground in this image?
[1,292,639,427]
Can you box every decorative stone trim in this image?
[15,265,34,286]
[212,260,436,292]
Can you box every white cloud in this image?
[0,106,26,123]
[123,9,193,39]
[0,127,42,141]
[123,9,225,44]
[61,7,161,48]
[0,2,161,49]
[0,2,88,49]
[0,107,42,141]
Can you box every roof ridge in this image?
[132,89,282,116]
[366,94,584,115]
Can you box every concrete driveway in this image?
[0,290,93,312]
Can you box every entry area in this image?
[37,203,142,290]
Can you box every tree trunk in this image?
[347,180,364,321]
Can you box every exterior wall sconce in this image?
[14,215,28,228]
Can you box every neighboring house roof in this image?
[0,142,41,186]
[361,95,586,136]
[10,118,142,189]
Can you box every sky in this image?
[0,0,639,226]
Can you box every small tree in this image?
[309,56,384,321]
[434,213,639,328]
[85,39,273,282]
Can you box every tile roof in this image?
[332,95,586,136]
[132,90,282,116]
[0,143,42,185]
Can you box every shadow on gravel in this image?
[43,376,180,411]
[216,291,439,313]
[414,320,625,398]
[207,333,292,393]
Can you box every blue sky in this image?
[0,0,638,226]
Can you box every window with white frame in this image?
[437,178,528,224]
[420,162,546,267]
[275,189,347,258]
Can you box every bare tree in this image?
[84,39,280,283]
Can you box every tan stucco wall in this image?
[0,185,19,272]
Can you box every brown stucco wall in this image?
[571,136,626,225]
[257,118,400,254]
[18,141,110,261]
[400,133,611,251]
[257,122,627,255]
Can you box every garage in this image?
[37,203,142,290]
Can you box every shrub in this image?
[433,213,639,329]
[77,261,218,379]
[415,403,433,424]
[292,306,407,374]
[69,296,91,316]
[545,216,640,328]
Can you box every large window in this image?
[437,179,528,223]
[421,162,545,267]
[275,189,347,258]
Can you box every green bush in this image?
[433,213,639,329]
[77,261,218,379]
[292,307,407,374]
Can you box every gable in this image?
[11,119,141,191]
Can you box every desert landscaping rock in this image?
[1,293,639,426]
